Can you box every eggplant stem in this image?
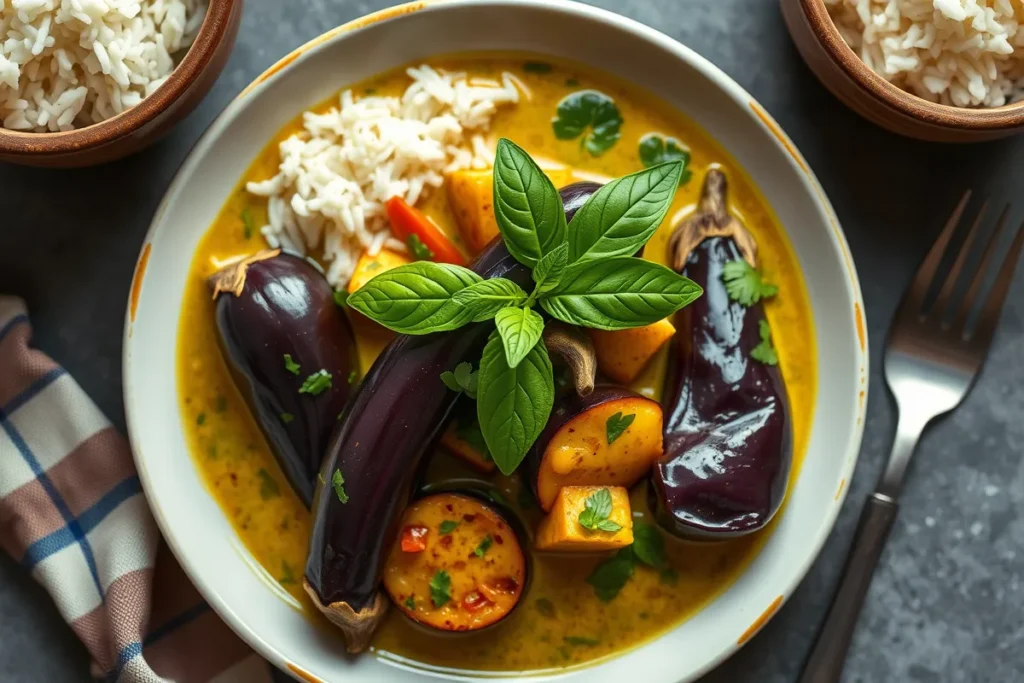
[208,249,281,299]
[667,168,758,272]
[303,579,388,654]
[543,322,596,397]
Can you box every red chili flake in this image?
[462,590,492,612]
[439,535,453,548]
[494,534,504,545]
[400,525,429,553]
[462,514,477,522]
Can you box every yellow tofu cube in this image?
[535,486,634,552]
[589,318,677,385]
[346,249,412,294]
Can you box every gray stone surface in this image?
[1,0,1022,681]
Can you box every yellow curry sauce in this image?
[176,54,816,673]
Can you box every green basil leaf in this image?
[542,257,702,330]
[567,162,683,264]
[532,242,569,295]
[631,522,665,568]
[494,306,545,368]
[586,547,635,602]
[552,90,623,156]
[493,138,567,268]
[639,133,692,185]
[477,330,554,475]
[452,277,528,322]
[346,262,482,334]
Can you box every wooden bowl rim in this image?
[0,0,240,156]
[799,0,1024,130]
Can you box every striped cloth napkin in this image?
[0,297,276,683]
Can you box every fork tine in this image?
[968,217,1024,344]
[953,203,1011,331]
[903,190,971,314]
[933,199,988,318]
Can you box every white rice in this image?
[0,0,206,132]
[249,65,521,288]
[825,0,1024,107]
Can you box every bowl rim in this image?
[123,0,869,680]
[0,0,240,156]
[798,0,1024,130]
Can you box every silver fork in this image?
[798,192,1024,683]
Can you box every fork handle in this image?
[798,493,899,683]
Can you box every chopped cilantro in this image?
[605,411,635,445]
[722,260,779,307]
[283,354,301,375]
[406,234,435,261]
[331,468,349,504]
[473,534,493,558]
[439,520,459,535]
[196,412,206,426]
[750,319,779,366]
[280,412,295,424]
[429,570,451,607]
[404,596,416,610]
[299,369,332,395]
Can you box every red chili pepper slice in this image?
[400,524,429,553]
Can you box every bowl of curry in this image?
[123,1,868,681]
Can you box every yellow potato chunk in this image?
[589,318,677,384]
[447,168,575,253]
[536,395,663,511]
[535,486,634,551]
[346,249,412,293]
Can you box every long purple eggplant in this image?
[650,170,793,541]
[209,250,358,507]
[304,184,597,652]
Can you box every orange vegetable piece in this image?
[440,421,495,473]
[535,486,634,551]
[589,318,677,385]
[346,248,412,294]
[401,524,429,553]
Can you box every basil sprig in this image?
[347,138,703,475]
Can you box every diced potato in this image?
[346,249,412,293]
[589,318,677,385]
[382,493,526,631]
[535,393,663,511]
[535,486,634,551]
[447,168,575,253]
[441,420,496,474]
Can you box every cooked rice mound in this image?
[825,0,1024,107]
[0,0,206,132]
[248,65,521,288]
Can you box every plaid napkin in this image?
[0,297,275,683]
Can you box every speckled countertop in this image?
[1,1,1022,682]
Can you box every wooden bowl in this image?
[0,0,243,167]
[781,0,1024,142]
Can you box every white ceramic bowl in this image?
[123,1,868,681]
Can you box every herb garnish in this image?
[639,133,692,185]
[578,488,623,532]
[430,570,451,607]
[257,469,279,500]
[586,523,668,601]
[347,139,702,476]
[722,260,778,307]
[440,362,478,398]
[751,319,778,366]
[564,635,600,647]
[196,412,206,426]
[280,412,295,424]
[439,520,459,534]
[299,369,332,395]
[407,234,435,261]
[283,354,301,375]
[331,468,349,503]
[241,207,254,239]
[279,561,296,585]
[552,90,623,156]
[404,596,416,610]
[347,370,358,385]
[523,61,553,74]
[474,534,493,558]
[605,412,635,445]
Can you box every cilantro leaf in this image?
[578,488,622,532]
[552,90,623,156]
[631,522,665,569]
[404,596,416,610]
[474,534,493,557]
[430,570,451,607]
[638,133,692,185]
[406,234,435,261]
[439,520,459,535]
[299,369,332,395]
[586,547,635,602]
[751,319,779,366]
[722,260,779,307]
[331,468,349,504]
[283,354,301,375]
[257,469,279,500]
[605,412,635,445]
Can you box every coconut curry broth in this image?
[176,55,816,671]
